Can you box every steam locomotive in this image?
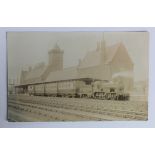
[22,78,130,100]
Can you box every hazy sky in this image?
[7,32,149,82]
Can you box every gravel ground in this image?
[8,94,148,122]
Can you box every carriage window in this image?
[110,88,115,92]
[85,81,91,85]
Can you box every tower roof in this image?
[48,43,62,54]
[53,43,60,50]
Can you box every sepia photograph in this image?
[7,31,149,122]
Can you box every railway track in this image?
[9,95,147,112]
[8,95,148,121]
[8,100,109,121]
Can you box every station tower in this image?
[48,43,64,71]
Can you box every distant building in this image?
[8,79,16,94]
[19,38,134,91]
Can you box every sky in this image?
[7,31,149,82]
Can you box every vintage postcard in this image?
[7,31,149,122]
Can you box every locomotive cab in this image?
[92,80,129,100]
[92,80,112,99]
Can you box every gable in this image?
[111,43,133,66]
[105,43,121,64]
[78,42,131,69]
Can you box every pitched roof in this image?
[24,64,46,83]
[78,50,101,68]
[46,67,78,82]
[78,42,124,68]
[105,43,122,63]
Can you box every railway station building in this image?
[17,38,134,93]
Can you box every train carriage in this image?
[15,85,28,94]
[28,85,34,95]
[34,83,45,96]
[44,82,57,96]
[15,87,25,94]
[76,79,93,98]
[16,77,130,100]
[57,80,77,97]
